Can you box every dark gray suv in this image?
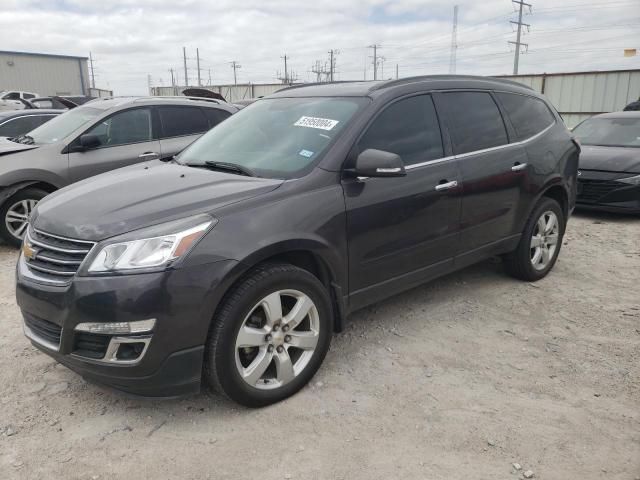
[16,76,579,407]
[0,96,237,245]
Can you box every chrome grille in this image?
[24,228,95,283]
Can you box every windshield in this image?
[27,105,102,144]
[177,97,369,178]
[573,116,640,148]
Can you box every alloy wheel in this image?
[235,289,320,390]
[530,210,559,271]
[5,199,38,241]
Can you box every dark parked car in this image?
[0,96,237,245]
[0,109,62,138]
[573,112,640,213]
[16,75,578,407]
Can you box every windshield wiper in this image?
[12,134,35,145]
[200,161,257,177]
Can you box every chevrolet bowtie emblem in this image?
[22,241,38,260]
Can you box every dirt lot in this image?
[0,212,639,480]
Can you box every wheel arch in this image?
[214,241,348,333]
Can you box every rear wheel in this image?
[0,188,48,247]
[204,263,333,407]
[504,197,565,281]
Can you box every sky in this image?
[1,0,639,95]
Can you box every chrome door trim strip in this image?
[404,122,555,171]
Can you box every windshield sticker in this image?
[299,149,314,158]
[294,116,339,131]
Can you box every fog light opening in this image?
[115,342,146,361]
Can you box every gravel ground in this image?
[1,212,639,480]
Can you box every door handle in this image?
[434,180,458,191]
[511,162,527,172]
[138,151,160,160]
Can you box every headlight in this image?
[87,215,215,273]
[618,174,640,186]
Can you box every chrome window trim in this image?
[405,121,555,171]
[32,227,95,246]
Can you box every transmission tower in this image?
[509,0,532,74]
[449,5,459,74]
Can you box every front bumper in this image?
[16,254,238,397]
[576,171,640,214]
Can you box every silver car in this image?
[0,96,237,245]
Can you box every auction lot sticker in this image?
[294,116,339,131]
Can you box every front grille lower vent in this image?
[577,179,622,203]
[23,312,62,348]
[24,228,95,283]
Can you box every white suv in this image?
[0,90,40,111]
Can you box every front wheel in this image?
[204,263,333,407]
[504,197,565,281]
[0,188,48,247]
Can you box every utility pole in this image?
[509,0,531,75]
[368,44,381,80]
[329,50,334,82]
[147,74,152,95]
[196,48,202,86]
[449,5,459,74]
[230,61,241,85]
[183,46,189,86]
[207,69,212,86]
[169,68,177,95]
[396,63,399,80]
[89,52,96,89]
[279,54,289,83]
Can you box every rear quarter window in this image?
[496,92,555,141]
[204,108,231,128]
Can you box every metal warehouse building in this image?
[499,69,640,127]
[0,50,90,96]
[153,68,640,129]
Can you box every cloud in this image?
[1,0,638,94]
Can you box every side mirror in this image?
[79,134,101,150]
[350,149,406,178]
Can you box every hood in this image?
[34,161,284,241]
[0,136,39,155]
[578,145,640,173]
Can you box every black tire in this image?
[204,263,333,407]
[0,188,48,248]
[504,197,565,281]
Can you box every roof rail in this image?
[137,96,222,104]
[275,80,373,93]
[370,75,534,91]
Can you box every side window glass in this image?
[0,117,29,137]
[443,92,508,155]
[85,108,152,147]
[4,92,20,100]
[23,93,36,99]
[358,95,444,166]
[158,106,208,138]
[204,108,231,128]
[496,93,555,140]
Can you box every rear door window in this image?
[158,106,209,138]
[496,92,555,140]
[358,94,444,166]
[442,92,508,155]
[204,108,231,128]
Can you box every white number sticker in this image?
[294,116,339,131]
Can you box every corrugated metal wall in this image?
[499,69,640,127]
[151,83,289,103]
[0,51,89,96]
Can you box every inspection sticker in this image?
[294,116,339,131]
[299,149,314,158]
